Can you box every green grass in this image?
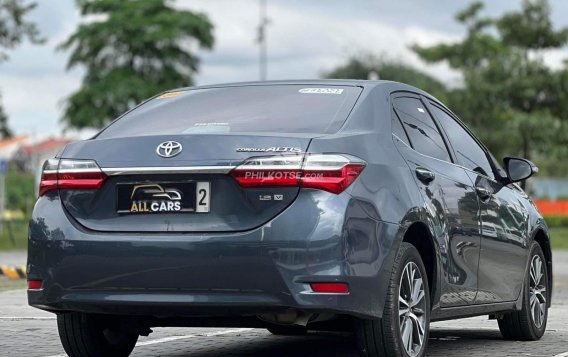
[550,227,568,250]
[0,220,27,251]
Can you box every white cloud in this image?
[540,49,568,70]
[1,0,568,136]
[0,0,80,135]
[0,71,81,133]
[182,0,463,86]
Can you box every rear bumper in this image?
[28,190,400,320]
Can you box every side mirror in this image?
[503,157,538,183]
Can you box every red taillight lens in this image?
[301,164,365,194]
[39,159,106,196]
[231,154,365,194]
[230,155,303,188]
[39,159,59,196]
[27,279,43,290]
[310,282,349,294]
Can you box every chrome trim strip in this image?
[58,169,101,174]
[392,133,499,184]
[101,166,235,176]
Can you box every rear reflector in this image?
[27,280,43,290]
[39,159,106,196]
[310,282,349,294]
[231,154,365,194]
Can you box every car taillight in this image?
[310,282,350,294]
[27,279,43,290]
[39,159,106,196]
[231,154,365,194]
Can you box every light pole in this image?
[257,0,269,81]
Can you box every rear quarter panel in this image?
[306,85,428,315]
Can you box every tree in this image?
[0,95,11,138]
[60,0,214,129]
[323,54,449,102]
[0,0,42,138]
[412,0,568,176]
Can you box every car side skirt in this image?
[431,300,520,322]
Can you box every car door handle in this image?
[415,167,435,183]
[476,186,492,200]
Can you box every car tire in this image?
[356,242,430,357]
[266,324,308,335]
[498,241,548,341]
[57,312,139,357]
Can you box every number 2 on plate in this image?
[196,182,210,213]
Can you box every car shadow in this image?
[145,331,357,357]
[145,328,525,357]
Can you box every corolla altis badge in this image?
[236,147,302,153]
[156,141,183,158]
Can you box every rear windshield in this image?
[97,85,362,139]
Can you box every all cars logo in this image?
[130,184,182,213]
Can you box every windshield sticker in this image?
[417,107,425,113]
[193,123,230,126]
[183,123,230,134]
[157,91,184,99]
[236,147,302,153]
[299,88,344,95]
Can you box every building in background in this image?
[0,135,30,163]
[14,138,72,174]
[0,135,73,173]
[0,136,73,201]
[531,179,568,200]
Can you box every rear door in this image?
[392,94,481,307]
[427,103,528,303]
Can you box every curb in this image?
[0,265,27,280]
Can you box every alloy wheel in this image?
[399,261,426,357]
[529,254,547,329]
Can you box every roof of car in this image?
[176,79,402,91]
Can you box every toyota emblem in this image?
[156,141,183,158]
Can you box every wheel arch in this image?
[532,228,553,307]
[400,221,439,303]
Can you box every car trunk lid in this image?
[58,134,312,233]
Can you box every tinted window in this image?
[429,104,494,179]
[391,111,410,146]
[97,85,362,139]
[393,97,451,162]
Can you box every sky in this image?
[2,0,568,136]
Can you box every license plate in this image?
[116,182,210,214]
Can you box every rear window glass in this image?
[97,85,362,139]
